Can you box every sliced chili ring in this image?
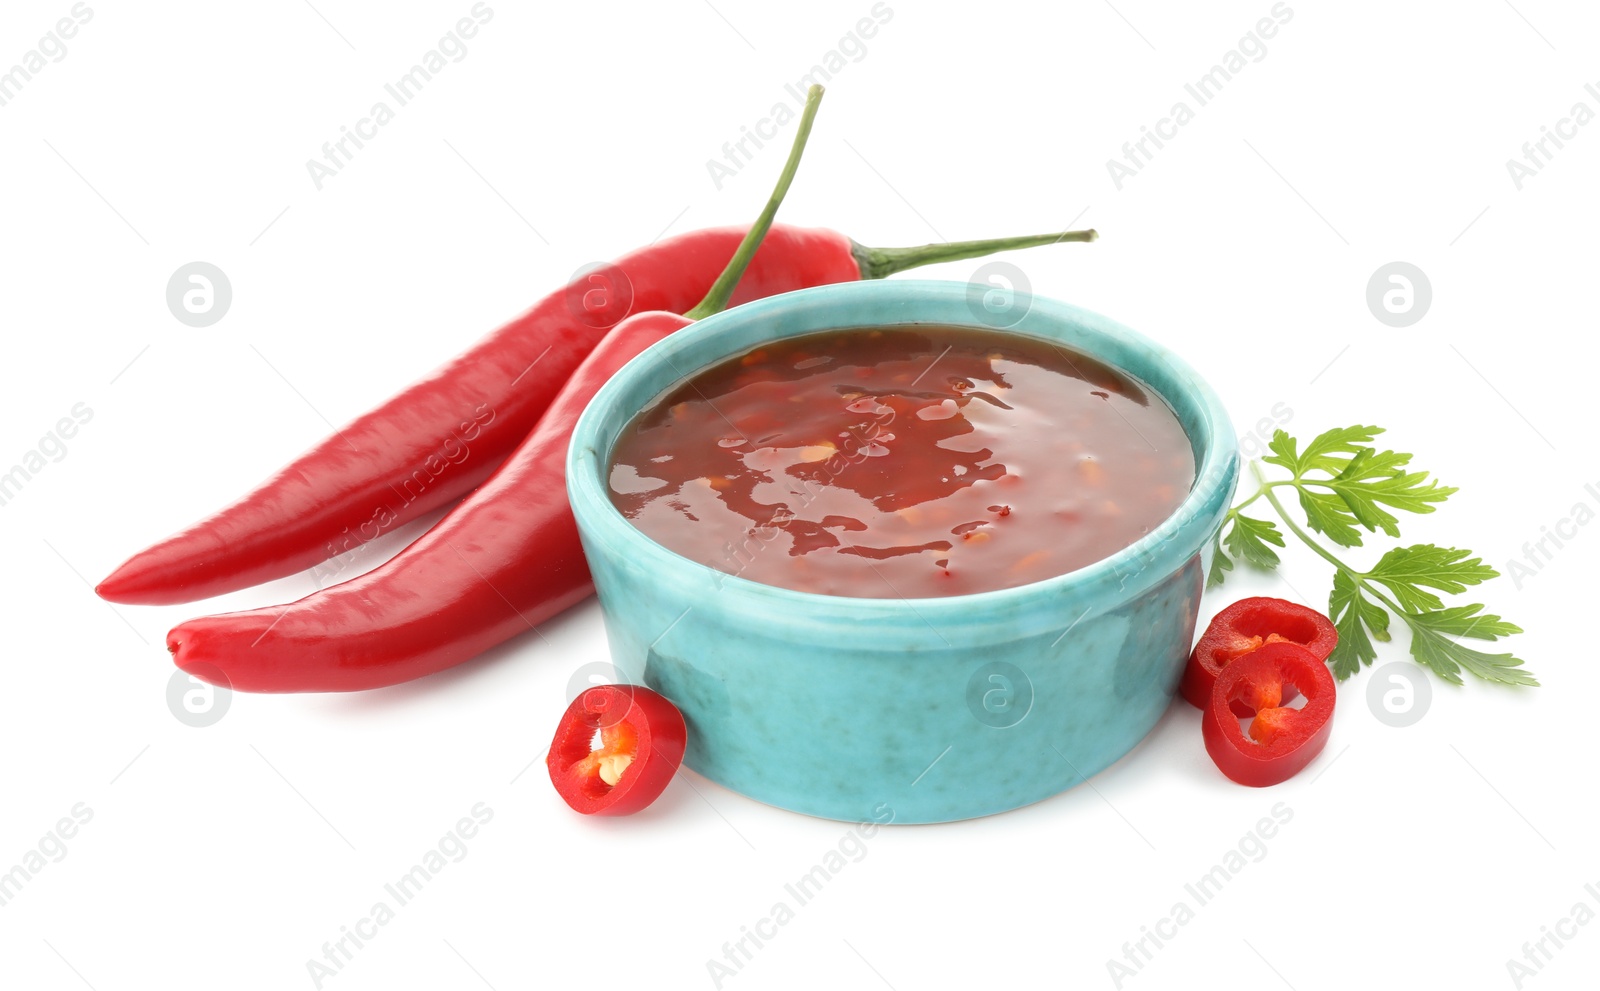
[1180,596,1338,713]
[1201,641,1336,787]
[547,684,687,816]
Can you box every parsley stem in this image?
[1225,478,1294,518]
[1251,462,1408,619]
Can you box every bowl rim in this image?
[567,279,1238,617]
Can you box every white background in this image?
[1,1,1595,988]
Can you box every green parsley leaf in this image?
[1269,425,1456,544]
[1224,513,1285,570]
[1297,424,1385,474]
[1363,544,1500,613]
[1327,569,1391,680]
[1262,429,1304,474]
[1405,603,1522,640]
[1322,450,1456,537]
[1207,530,1234,588]
[1297,488,1366,548]
[1408,620,1538,687]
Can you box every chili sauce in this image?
[607,327,1195,598]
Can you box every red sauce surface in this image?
[608,327,1195,598]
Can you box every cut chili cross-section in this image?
[1181,596,1338,711]
[547,685,687,816]
[1201,641,1336,787]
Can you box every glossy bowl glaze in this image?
[568,281,1238,823]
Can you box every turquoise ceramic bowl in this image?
[568,281,1238,824]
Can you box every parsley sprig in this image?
[1210,425,1536,687]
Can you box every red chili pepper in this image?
[166,86,820,693]
[1201,641,1336,787]
[547,685,687,816]
[167,307,688,691]
[97,240,1094,605]
[1180,596,1337,712]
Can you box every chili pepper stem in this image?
[852,229,1098,281]
[685,85,826,321]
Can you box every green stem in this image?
[852,229,1098,281]
[1227,489,1264,517]
[686,85,825,320]
[1220,476,1293,523]
[1252,462,1407,618]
